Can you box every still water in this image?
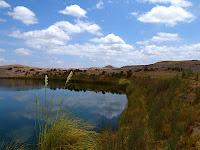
[0,79,127,145]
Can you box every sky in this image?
[0,0,200,68]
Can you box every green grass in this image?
[3,71,200,149]
[99,75,200,149]
[38,116,98,150]
[35,78,99,150]
[33,73,200,149]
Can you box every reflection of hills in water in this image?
[0,79,128,145]
[65,82,125,94]
[0,79,125,94]
[0,79,43,91]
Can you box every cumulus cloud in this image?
[11,20,102,50]
[59,4,87,18]
[15,48,31,56]
[11,33,135,65]
[137,32,181,45]
[143,0,192,7]
[10,20,137,66]
[139,43,200,63]
[11,23,71,49]
[9,14,200,67]
[151,32,181,42]
[96,1,104,9]
[10,19,200,66]
[91,33,126,44]
[135,33,200,64]
[11,27,200,66]
[0,0,10,8]
[137,5,194,26]
[8,6,38,25]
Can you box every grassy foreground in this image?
[37,71,200,150]
[100,74,200,149]
[4,70,200,149]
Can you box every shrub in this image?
[7,67,12,70]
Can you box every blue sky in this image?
[0,0,200,68]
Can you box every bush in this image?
[7,67,12,70]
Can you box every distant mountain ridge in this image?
[103,65,115,69]
[120,60,200,72]
[1,60,200,79]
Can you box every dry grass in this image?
[38,116,98,150]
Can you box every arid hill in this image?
[121,60,200,71]
[0,60,200,80]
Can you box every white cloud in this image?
[9,15,200,67]
[11,21,136,66]
[11,20,102,50]
[137,32,181,45]
[143,0,192,8]
[96,1,104,9]
[90,33,133,51]
[139,43,200,63]
[15,48,31,56]
[151,32,181,42]
[130,12,139,17]
[73,20,102,36]
[91,33,125,44]
[59,4,87,18]
[10,26,200,66]
[0,0,10,8]
[8,6,38,25]
[54,21,101,35]
[40,41,135,66]
[138,5,194,26]
[134,32,200,64]
[0,48,5,52]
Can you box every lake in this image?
[0,79,127,145]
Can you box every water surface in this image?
[0,79,127,144]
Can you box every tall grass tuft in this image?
[36,71,99,150]
[38,116,98,150]
[65,71,73,88]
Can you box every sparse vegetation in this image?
[99,75,200,149]
[1,61,200,149]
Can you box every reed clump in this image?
[38,116,98,150]
[37,73,99,150]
